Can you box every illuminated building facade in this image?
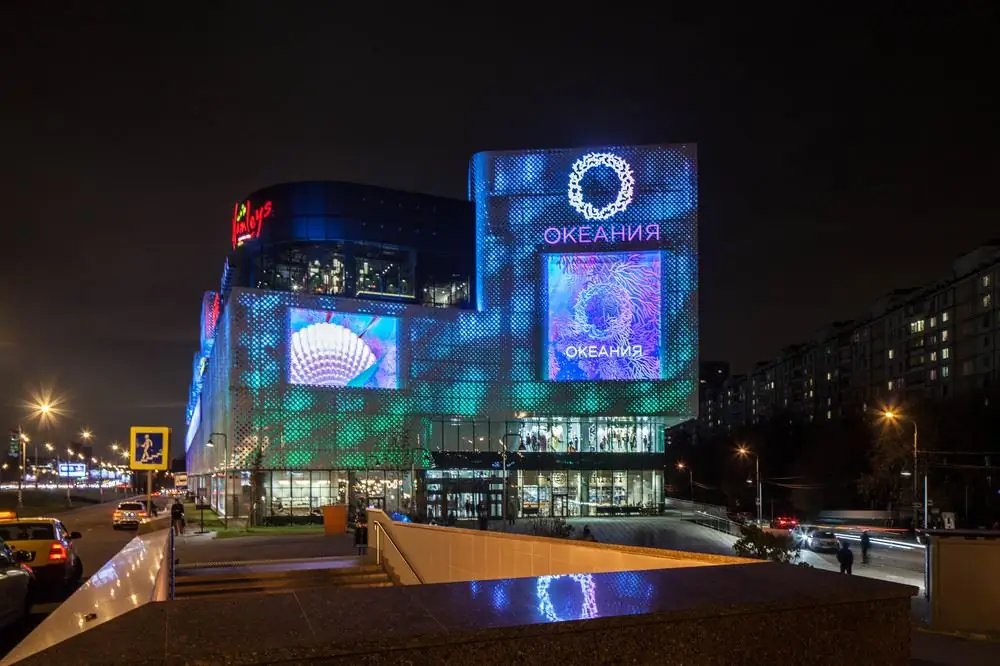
[186,144,698,522]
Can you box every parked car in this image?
[0,537,34,630]
[0,517,82,594]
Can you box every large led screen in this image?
[544,251,663,382]
[288,308,399,389]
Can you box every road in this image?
[0,495,155,658]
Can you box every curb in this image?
[914,625,999,643]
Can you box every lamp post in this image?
[15,429,28,508]
[737,446,762,525]
[499,432,521,530]
[207,432,229,529]
[676,462,694,502]
[65,447,76,506]
[883,411,921,524]
[44,443,54,489]
[883,409,927,598]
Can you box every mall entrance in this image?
[426,476,504,521]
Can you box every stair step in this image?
[176,572,390,591]
[173,577,393,598]
[174,565,383,585]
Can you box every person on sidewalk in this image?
[860,531,871,564]
[170,498,186,536]
[836,541,854,575]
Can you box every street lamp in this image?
[676,462,694,502]
[207,432,229,529]
[15,431,29,507]
[882,408,928,599]
[737,446,762,525]
[882,410,921,528]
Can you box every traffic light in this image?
[8,430,18,458]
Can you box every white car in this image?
[0,537,33,630]
[807,530,840,552]
[112,501,149,530]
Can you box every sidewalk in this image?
[173,530,355,565]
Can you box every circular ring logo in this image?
[567,152,635,221]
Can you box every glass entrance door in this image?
[553,494,568,517]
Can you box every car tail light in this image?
[49,542,68,563]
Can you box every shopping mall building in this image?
[184,144,698,523]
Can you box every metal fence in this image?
[663,496,744,537]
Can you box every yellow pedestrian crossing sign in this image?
[130,426,170,471]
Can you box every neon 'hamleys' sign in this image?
[231,199,273,248]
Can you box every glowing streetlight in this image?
[880,407,921,521]
[676,461,694,502]
[80,429,93,442]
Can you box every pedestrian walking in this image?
[836,541,854,575]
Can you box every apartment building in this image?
[701,243,1000,431]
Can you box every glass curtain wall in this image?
[515,469,662,517]
[434,417,667,453]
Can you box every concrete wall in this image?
[367,510,749,585]
[928,530,1000,634]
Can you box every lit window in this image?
[983,294,992,308]
[826,372,832,381]
[942,347,950,360]
[826,410,832,420]
[942,311,950,322]
[942,330,950,341]
[982,275,991,288]
[929,316,937,328]
[942,365,950,378]
[929,369,937,381]
[888,349,895,360]
[910,320,925,333]
[888,381,894,391]
[930,351,937,362]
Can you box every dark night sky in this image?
[1,4,996,453]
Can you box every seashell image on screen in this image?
[288,308,399,389]
[543,251,663,382]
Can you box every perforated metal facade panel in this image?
[470,143,698,420]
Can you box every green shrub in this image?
[529,517,575,539]
[733,525,809,565]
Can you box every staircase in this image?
[173,556,393,599]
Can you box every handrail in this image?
[169,527,176,600]
[373,521,424,584]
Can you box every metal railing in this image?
[372,520,423,584]
[663,496,744,537]
[168,527,176,600]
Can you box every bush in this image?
[262,514,323,527]
[529,517,575,539]
[733,525,809,565]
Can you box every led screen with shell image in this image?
[288,309,400,389]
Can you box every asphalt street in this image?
[0,493,155,658]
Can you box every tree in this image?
[857,426,912,509]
